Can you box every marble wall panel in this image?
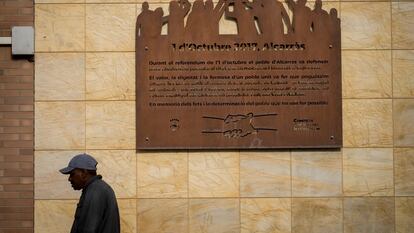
[35,0,84,3]
[189,199,239,233]
[35,4,85,52]
[241,198,291,233]
[87,0,135,3]
[292,198,342,233]
[87,150,137,198]
[343,99,393,147]
[35,150,136,199]
[86,4,136,51]
[396,197,414,233]
[395,148,414,196]
[342,50,391,98]
[291,151,342,197]
[35,200,77,233]
[35,199,136,233]
[240,151,291,197]
[393,50,414,97]
[35,151,82,200]
[137,152,188,198]
[394,99,414,147]
[137,199,188,233]
[86,53,135,100]
[118,199,138,233]
[392,2,414,49]
[85,101,135,149]
[35,102,85,150]
[35,53,85,101]
[189,152,239,197]
[344,197,395,233]
[343,148,394,196]
[341,2,391,49]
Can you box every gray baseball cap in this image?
[59,153,98,174]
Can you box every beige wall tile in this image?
[35,53,85,101]
[396,197,414,233]
[137,199,188,233]
[219,10,238,35]
[86,4,136,51]
[35,150,136,199]
[189,152,239,197]
[240,151,291,197]
[392,2,414,49]
[35,200,77,233]
[343,99,393,147]
[343,148,394,197]
[292,198,342,233]
[394,99,414,147]
[189,199,239,233]
[241,198,291,233]
[86,101,135,149]
[137,152,187,198]
[344,197,395,233]
[342,50,391,98]
[35,199,135,233]
[118,199,137,233]
[341,0,389,2]
[393,50,414,97]
[87,150,137,198]
[35,0,84,4]
[139,0,170,4]
[86,53,135,100]
[35,102,85,150]
[87,0,135,3]
[35,151,83,200]
[395,148,414,196]
[35,4,85,52]
[341,2,391,49]
[291,150,342,197]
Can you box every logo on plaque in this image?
[136,0,342,149]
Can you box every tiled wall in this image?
[34,0,414,232]
[0,0,34,232]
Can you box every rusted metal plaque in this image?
[136,0,342,149]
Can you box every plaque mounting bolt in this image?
[144,46,148,51]
[329,44,333,49]
[330,136,334,140]
[145,137,150,142]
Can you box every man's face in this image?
[68,169,87,190]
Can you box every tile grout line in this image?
[238,150,241,233]
[83,2,87,152]
[290,149,293,232]
[390,2,397,233]
[187,149,190,233]
[340,1,345,232]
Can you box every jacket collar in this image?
[82,175,102,192]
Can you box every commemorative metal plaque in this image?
[136,0,342,149]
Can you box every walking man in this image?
[60,153,120,233]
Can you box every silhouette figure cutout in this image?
[167,0,191,42]
[225,0,258,40]
[185,0,206,41]
[136,2,167,39]
[204,0,228,40]
[286,0,312,38]
[249,0,292,41]
[311,0,329,34]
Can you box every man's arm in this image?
[78,189,106,233]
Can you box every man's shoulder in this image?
[87,177,116,196]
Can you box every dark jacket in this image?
[71,175,120,233]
